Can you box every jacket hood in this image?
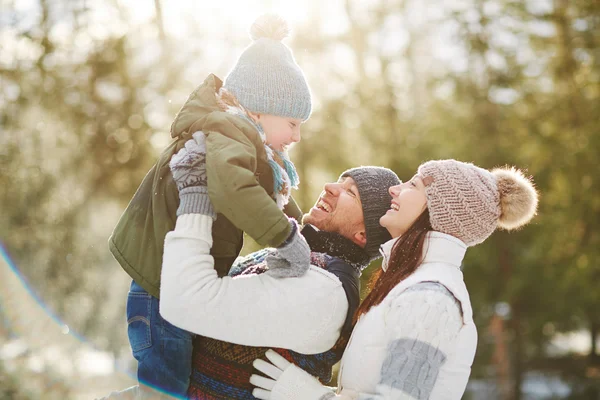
[170,74,224,139]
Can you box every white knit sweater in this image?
[159,214,349,355]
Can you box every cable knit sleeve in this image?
[358,282,463,400]
[294,283,463,400]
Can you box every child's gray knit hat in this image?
[341,166,401,260]
[223,14,312,121]
[417,159,539,247]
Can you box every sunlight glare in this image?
[120,0,311,38]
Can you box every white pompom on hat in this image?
[249,14,290,41]
[417,159,538,247]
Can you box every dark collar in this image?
[301,224,371,274]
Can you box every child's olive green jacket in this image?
[109,74,302,298]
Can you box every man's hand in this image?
[169,131,216,219]
[266,219,311,278]
[250,350,333,400]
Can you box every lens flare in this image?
[0,243,137,397]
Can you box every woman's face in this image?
[380,175,428,238]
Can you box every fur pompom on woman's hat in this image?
[417,159,538,246]
[223,14,312,121]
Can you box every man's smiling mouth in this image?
[316,199,332,213]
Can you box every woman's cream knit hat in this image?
[417,159,538,246]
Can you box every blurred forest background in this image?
[0,0,598,398]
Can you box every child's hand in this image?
[266,219,311,278]
[169,131,216,219]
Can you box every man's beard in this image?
[302,212,356,240]
[302,212,333,232]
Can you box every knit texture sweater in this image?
[186,225,368,400]
[333,234,475,400]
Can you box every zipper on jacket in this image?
[336,316,363,394]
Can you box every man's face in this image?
[303,177,366,243]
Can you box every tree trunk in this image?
[295,142,311,210]
[489,314,510,399]
[511,304,524,400]
[497,235,522,400]
[154,0,166,44]
[591,319,599,364]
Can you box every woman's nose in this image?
[389,183,403,197]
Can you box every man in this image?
[158,136,401,399]
[99,136,399,400]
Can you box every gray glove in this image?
[169,131,216,219]
[266,219,311,278]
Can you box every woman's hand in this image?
[250,350,333,400]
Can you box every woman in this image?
[250,159,538,400]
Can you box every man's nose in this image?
[324,182,341,195]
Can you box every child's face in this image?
[252,114,303,151]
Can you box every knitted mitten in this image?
[169,131,216,219]
[266,219,311,278]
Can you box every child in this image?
[108,14,312,398]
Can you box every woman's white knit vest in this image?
[337,232,478,399]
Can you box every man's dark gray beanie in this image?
[341,166,401,261]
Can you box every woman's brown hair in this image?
[353,209,433,324]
